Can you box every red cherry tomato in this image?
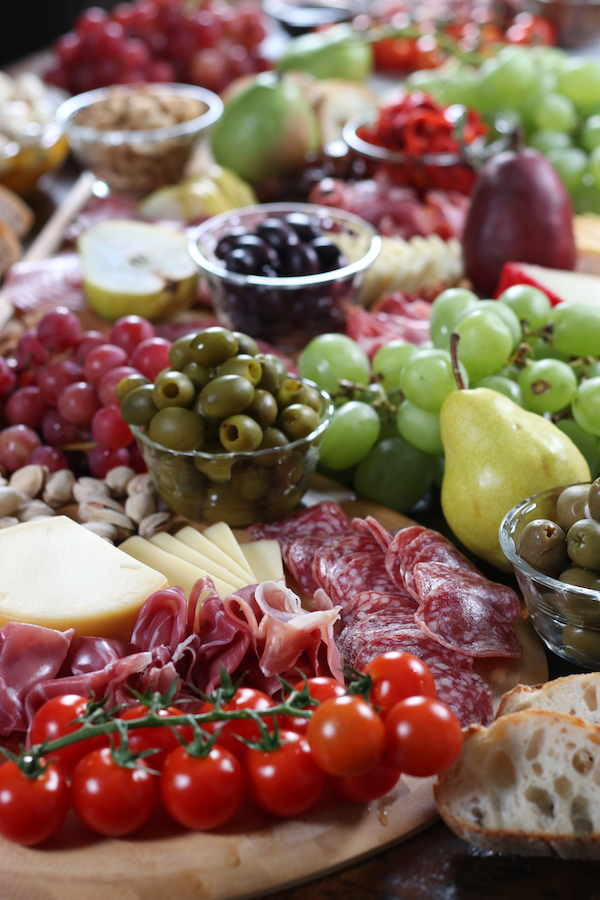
[0,761,69,845]
[280,676,346,733]
[306,695,385,778]
[365,651,436,719]
[160,745,244,830]
[506,13,556,45]
[385,696,463,777]
[200,687,274,760]
[120,704,192,771]
[373,36,418,71]
[71,747,158,836]
[29,694,108,779]
[331,756,401,804]
[245,730,327,816]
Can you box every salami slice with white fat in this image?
[413,562,521,622]
[326,552,398,607]
[351,516,393,552]
[248,501,350,546]
[426,661,494,727]
[284,536,331,597]
[312,533,380,595]
[341,589,417,625]
[399,531,480,600]
[384,526,427,593]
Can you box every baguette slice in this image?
[497,673,600,724]
[0,185,33,239]
[435,710,600,858]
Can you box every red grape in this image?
[95,58,122,86]
[120,38,151,70]
[98,366,139,407]
[44,64,71,90]
[0,426,41,472]
[0,357,17,399]
[88,445,131,479]
[5,387,48,430]
[76,7,108,35]
[146,60,176,82]
[74,331,106,366]
[130,338,171,381]
[26,446,68,472]
[110,316,155,358]
[72,62,98,93]
[58,382,100,426]
[187,48,229,93]
[111,3,137,29]
[55,32,83,65]
[191,9,220,49]
[14,330,47,369]
[128,440,147,474]
[96,20,125,55]
[42,408,80,447]
[91,405,133,450]
[227,3,266,48]
[37,360,83,406]
[84,345,129,386]
[37,307,81,354]
[132,1,159,36]
[117,69,147,84]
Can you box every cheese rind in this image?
[118,535,234,599]
[202,521,256,580]
[175,525,255,583]
[149,532,244,591]
[0,516,167,640]
[241,541,284,583]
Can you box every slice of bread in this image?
[0,185,33,240]
[435,710,600,858]
[497,674,600,724]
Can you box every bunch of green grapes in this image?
[298,287,600,514]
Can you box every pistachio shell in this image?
[73,478,111,503]
[138,511,172,540]
[125,492,156,525]
[105,466,135,497]
[126,474,156,497]
[9,465,47,498]
[0,487,27,518]
[43,469,76,508]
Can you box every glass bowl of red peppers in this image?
[343,91,505,195]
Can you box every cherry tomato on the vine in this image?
[200,687,274,760]
[331,756,401,804]
[306,695,385,778]
[279,676,346,733]
[365,652,436,719]
[385,695,463,777]
[120,704,192,771]
[161,745,244,831]
[71,747,158,836]
[373,36,418,71]
[0,761,69,845]
[29,694,108,779]
[245,730,327,817]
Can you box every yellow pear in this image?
[440,388,591,570]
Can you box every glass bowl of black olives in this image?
[188,202,381,350]
[120,325,333,527]
[500,479,600,669]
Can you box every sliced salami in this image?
[284,536,328,597]
[385,527,435,596]
[248,501,350,546]
[400,532,480,600]
[427,661,494,727]
[350,621,474,673]
[312,533,380,595]
[327,552,398,607]
[413,562,521,622]
[341,590,417,625]
[351,516,393,552]
[340,616,419,665]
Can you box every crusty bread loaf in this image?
[0,185,33,240]
[497,674,600,724]
[435,710,600,858]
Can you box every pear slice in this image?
[78,219,198,323]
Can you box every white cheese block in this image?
[241,540,284,583]
[202,521,256,580]
[174,525,255,584]
[149,532,245,591]
[0,516,167,640]
[118,535,234,599]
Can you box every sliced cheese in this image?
[119,535,236,599]
[175,525,255,584]
[241,540,284,583]
[149,532,245,591]
[202,521,256,580]
[0,516,167,640]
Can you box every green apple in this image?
[210,72,320,185]
[278,24,373,82]
[78,220,198,323]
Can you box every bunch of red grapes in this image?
[0,309,173,479]
[45,0,270,96]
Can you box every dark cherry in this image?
[225,247,262,275]
[215,226,248,260]
[282,241,321,277]
[284,212,321,243]
[311,237,347,272]
[256,218,297,254]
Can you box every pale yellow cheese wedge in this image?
[241,540,284,583]
[0,517,167,640]
[149,532,244,592]
[202,521,256,580]
[119,535,235,599]
[175,525,255,584]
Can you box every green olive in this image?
[559,567,600,591]
[152,370,195,410]
[304,385,323,414]
[218,354,263,386]
[556,484,592,531]
[567,518,600,569]
[168,333,197,371]
[276,378,309,410]
[259,427,289,450]
[198,374,255,419]
[157,453,203,494]
[148,407,205,452]
[562,624,600,666]
[120,385,159,426]
[195,408,221,441]
[262,489,303,521]
[246,389,278,428]
[233,332,259,356]
[194,455,236,484]
[116,373,150,403]
[190,327,239,368]
[518,518,567,578]
[278,404,320,441]
[256,354,287,394]
[219,414,263,452]
[183,361,212,391]
[230,463,269,502]
[203,484,257,527]
[589,477,600,521]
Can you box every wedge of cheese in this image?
[241,540,284,583]
[119,535,234,599]
[202,521,256,580]
[149,532,246,591]
[175,525,255,584]
[0,516,167,640]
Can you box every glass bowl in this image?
[343,110,506,195]
[525,0,600,47]
[188,202,381,350]
[263,0,360,36]
[130,382,333,528]
[500,484,600,669]
[56,83,223,197]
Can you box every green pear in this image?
[440,388,591,570]
[278,24,373,83]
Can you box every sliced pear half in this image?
[78,219,198,323]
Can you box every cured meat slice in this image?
[341,589,417,625]
[284,536,329,597]
[312,532,380,595]
[349,621,473,673]
[248,501,350,546]
[351,516,393,552]
[384,526,428,592]
[413,562,521,622]
[327,552,398,607]
[426,661,494,727]
[339,615,417,664]
[400,531,480,600]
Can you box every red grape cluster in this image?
[0,309,173,479]
[45,0,270,96]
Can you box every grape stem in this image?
[449,333,466,390]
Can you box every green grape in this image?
[501,363,522,382]
[475,375,523,405]
[297,334,370,396]
[429,287,479,350]
[547,147,588,194]
[352,382,387,406]
[318,401,380,470]
[529,337,570,362]
[529,130,572,155]
[399,349,468,413]
[316,460,356,488]
[372,340,419,390]
[497,284,551,331]
[550,303,600,357]
[582,116,600,152]
[518,359,578,414]
[492,108,522,134]
[455,309,513,382]
[532,93,577,133]
[573,359,600,380]
[556,419,599,479]
[530,46,568,74]
[396,401,443,456]
[518,70,558,126]
[406,70,442,92]
[572,377,600,436]
[571,177,600,215]
[478,47,537,108]
[354,438,434,514]
[590,146,600,185]
[557,59,600,111]
[476,300,522,351]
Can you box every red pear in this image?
[462,144,576,296]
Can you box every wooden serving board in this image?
[0,477,548,900]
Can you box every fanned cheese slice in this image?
[119,535,234,599]
[0,516,167,640]
[175,525,255,584]
[202,521,256,580]
[149,532,245,591]
[241,541,284,583]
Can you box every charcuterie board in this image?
[0,475,548,900]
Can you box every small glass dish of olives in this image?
[500,481,600,669]
[121,325,333,527]
[188,202,381,351]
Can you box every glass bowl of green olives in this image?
[120,325,333,527]
[188,202,381,351]
[500,479,600,669]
